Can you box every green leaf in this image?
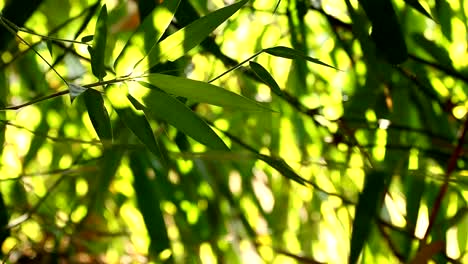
[132,0,249,74]
[116,107,163,158]
[249,61,283,96]
[129,84,229,150]
[257,154,307,185]
[349,170,388,264]
[83,88,112,143]
[0,193,10,250]
[81,35,93,42]
[113,0,181,76]
[412,33,453,68]
[139,73,270,111]
[358,0,408,64]
[129,151,171,257]
[90,5,108,79]
[404,0,432,19]
[263,46,338,70]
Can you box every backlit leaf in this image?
[404,0,432,19]
[264,46,338,70]
[139,73,270,111]
[114,0,181,76]
[132,0,248,74]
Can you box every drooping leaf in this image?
[113,0,181,76]
[139,73,270,111]
[129,84,229,150]
[249,61,283,96]
[404,0,432,19]
[358,0,408,64]
[68,83,88,102]
[349,170,388,264]
[258,154,307,185]
[107,85,165,162]
[129,151,171,257]
[83,88,112,143]
[132,0,249,74]
[89,5,107,79]
[263,46,338,70]
[435,0,452,41]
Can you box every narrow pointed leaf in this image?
[139,74,270,111]
[349,170,388,264]
[90,5,107,79]
[81,35,93,43]
[132,0,248,74]
[114,0,181,76]
[129,151,170,256]
[258,154,307,185]
[130,84,229,150]
[358,0,408,64]
[249,61,283,96]
[83,88,112,142]
[264,46,338,70]
[404,0,432,19]
[68,83,88,102]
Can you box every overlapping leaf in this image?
[113,0,181,76]
[132,0,248,74]
[130,83,229,150]
[139,73,270,111]
[89,5,107,79]
[263,46,338,70]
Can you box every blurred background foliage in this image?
[0,0,467,263]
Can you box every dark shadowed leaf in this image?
[358,0,408,64]
[90,5,107,79]
[113,0,181,75]
[129,151,171,257]
[249,61,283,96]
[263,46,338,70]
[83,88,112,143]
[258,154,307,185]
[132,0,249,73]
[139,73,270,111]
[130,84,229,150]
[349,170,388,264]
[81,35,93,42]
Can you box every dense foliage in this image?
[0,0,467,263]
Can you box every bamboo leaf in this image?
[129,151,171,257]
[83,88,112,143]
[404,0,432,19]
[263,46,338,70]
[258,154,307,185]
[139,73,270,111]
[349,170,388,264]
[81,35,93,42]
[89,5,107,79]
[68,83,88,102]
[249,61,283,96]
[113,0,181,76]
[357,0,408,64]
[132,0,248,74]
[129,84,229,150]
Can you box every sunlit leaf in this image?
[129,151,171,256]
[132,0,248,74]
[358,0,408,64]
[249,61,283,96]
[404,0,432,19]
[129,85,229,150]
[349,170,388,264]
[139,73,270,111]
[89,5,107,79]
[263,46,338,70]
[83,88,112,142]
[113,0,181,76]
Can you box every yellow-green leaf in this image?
[249,61,283,96]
